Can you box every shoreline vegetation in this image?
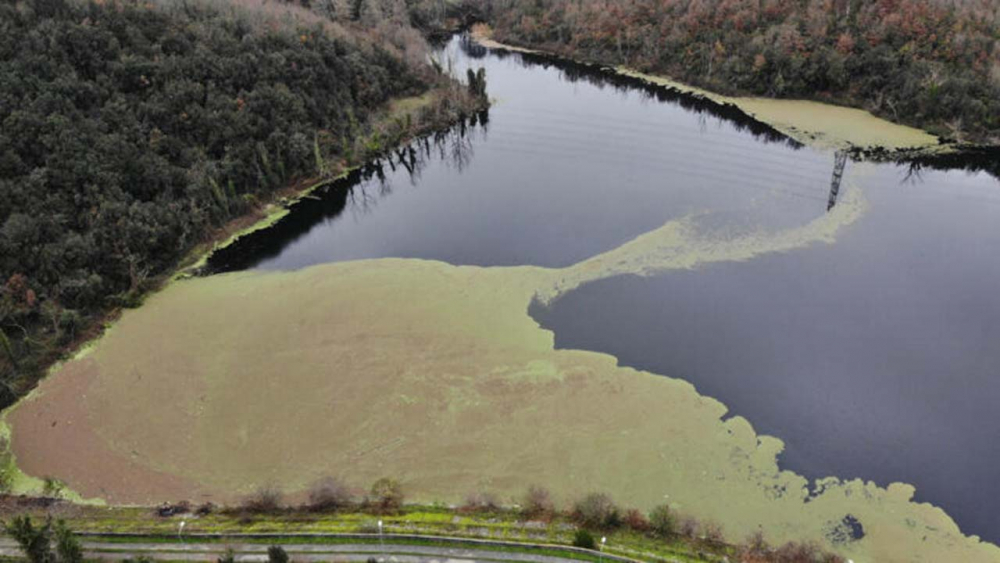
[1,3,998,563]
[0,0,489,415]
[468,0,1000,148]
[470,24,947,156]
[0,480,850,563]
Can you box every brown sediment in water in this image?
[7,359,203,503]
[5,181,999,562]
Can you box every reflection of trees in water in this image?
[469,37,800,149]
[827,151,848,212]
[344,116,482,220]
[460,35,488,59]
[899,147,1000,187]
[203,114,487,274]
[464,37,1000,194]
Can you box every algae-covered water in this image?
[9,35,1000,563]
[208,37,1000,544]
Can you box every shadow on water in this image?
[901,146,1000,182]
[202,34,823,274]
[203,117,483,274]
[464,35,801,149]
[204,34,997,276]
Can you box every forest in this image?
[3,0,997,409]
[0,0,487,406]
[476,0,1000,144]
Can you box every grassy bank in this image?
[0,500,733,563]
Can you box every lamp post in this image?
[599,536,606,563]
[178,520,186,542]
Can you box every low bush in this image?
[679,515,700,539]
[307,477,354,512]
[622,508,649,532]
[41,477,65,499]
[461,491,501,513]
[571,493,621,530]
[702,520,725,544]
[648,504,675,537]
[368,478,405,513]
[267,545,289,563]
[218,547,236,563]
[54,520,82,563]
[3,515,52,563]
[242,486,283,514]
[572,529,596,550]
[520,485,555,521]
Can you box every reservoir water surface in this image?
[208,35,1000,545]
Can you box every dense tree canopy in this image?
[0,0,482,403]
[480,0,1000,143]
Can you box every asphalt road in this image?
[0,538,618,563]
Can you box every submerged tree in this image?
[467,67,488,100]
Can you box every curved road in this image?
[0,537,644,563]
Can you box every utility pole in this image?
[828,151,848,212]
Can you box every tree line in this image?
[476,0,1000,144]
[0,0,486,407]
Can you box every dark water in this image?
[208,36,1000,544]
[532,164,1000,543]
[207,36,838,273]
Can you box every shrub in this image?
[3,515,52,563]
[648,504,675,537]
[54,520,82,563]
[702,520,724,544]
[572,529,596,550]
[41,477,65,499]
[622,508,649,532]
[571,493,621,530]
[769,540,848,563]
[369,478,404,513]
[242,485,283,514]
[461,491,500,513]
[0,465,13,494]
[739,530,770,561]
[307,477,353,512]
[267,545,289,563]
[679,516,700,539]
[520,485,555,520]
[218,547,237,563]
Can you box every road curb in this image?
[73,532,646,563]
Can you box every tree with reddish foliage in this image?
[486,0,1000,142]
